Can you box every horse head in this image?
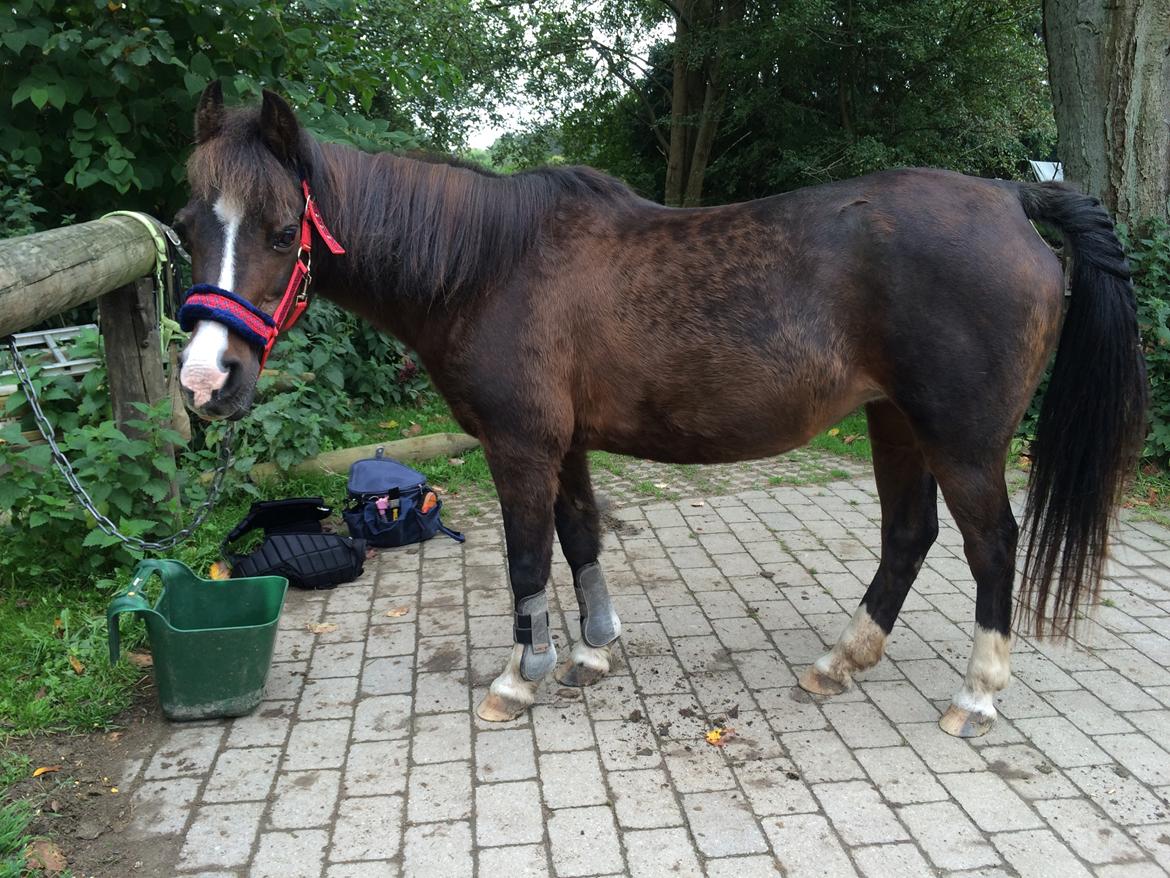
[174,83,340,420]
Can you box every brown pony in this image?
[176,85,1146,737]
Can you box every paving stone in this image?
[733,758,818,816]
[476,843,550,877]
[201,746,281,803]
[126,778,201,838]
[608,768,683,828]
[251,829,328,878]
[402,820,473,877]
[352,695,412,741]
[704,855,783,878]
[270,770,342,829]
[682,790,768,856]
[547,805,625,876]
[852,842,935,878]
[531,701,595,752]
[177,802,265,870]
[623,827,703,877]
[476,780,544,846]
[226,701,294,748]
[415,671,470,713]
[408,761,472,822]
[1034,797,1147,864]
[992,828,1094,878]
[539,750,607,809]
[144,725,224,779]
[411,712,472,764]
[344,738,408,797]
[476,727,537,781]
[761,812,858,878]
[780,729,865,783]
[938,770,1044,832]
[898,801,1000,870]
[283,719,352,771]
[813,780,908,845]
[329,795,403,862]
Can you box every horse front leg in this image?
[476,444,561,723]
[553,449,621,687]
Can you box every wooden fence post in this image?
[97,277,179,512]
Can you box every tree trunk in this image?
[665,0,744,207]
[665,1,695,207]
[1044,0,1170,224]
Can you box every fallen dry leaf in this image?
[447,457,464,466]
[827,427,841,437]
[379,419,399,429]
[843,434,859,445]
[402,422,423,437]
[653,482,668,489]
[690,501,705,508]
[306,622,338,635]
[126,652,153,669]
[68,655,85,675]
[704,727,736,748]
[32,765,61,778]
[26,840,66,874]
[385,606,410,618]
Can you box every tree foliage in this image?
[526,0,1056,204]
[0,0,498,231]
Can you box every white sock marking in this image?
[951,625,1011,717]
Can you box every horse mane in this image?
[320,145,638,303]
[186,103,639,304]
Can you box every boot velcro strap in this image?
[513,612,549,645]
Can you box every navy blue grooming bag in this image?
[342,447,463,548]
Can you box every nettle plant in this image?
[0,336,190,581]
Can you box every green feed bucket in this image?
[107,559,288,721]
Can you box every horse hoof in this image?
[939,703,996,738]
[798,665,849,697]
[476,691,530,722]
[554,642,612,688]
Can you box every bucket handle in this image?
[106,559,184,664]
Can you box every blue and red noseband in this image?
[177,178,345,368]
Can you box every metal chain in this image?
[4,335,236,552]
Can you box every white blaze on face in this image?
[180,196,243,407]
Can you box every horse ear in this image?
[260,89,303,168]
[194,81,224,144]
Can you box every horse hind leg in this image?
[930,458,1017,738]
[800,401,939,695]
[552,450,621,687]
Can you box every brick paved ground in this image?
[115,449,1170,877]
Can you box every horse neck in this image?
[308,146,471,362]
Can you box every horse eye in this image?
[273,226,297,250]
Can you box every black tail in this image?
[1014,182,1148,636]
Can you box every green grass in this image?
[807,409,872,461]
[0,585,144,737]
[0,799,33,878]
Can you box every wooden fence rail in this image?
[0,216,158,338]
[0,216,181,443]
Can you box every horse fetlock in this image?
[939,625,1012,738]
[800,605,887,696]
[574,562,621,647]
[478,643,546,723]
[555,640,613,688]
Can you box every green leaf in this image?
[73,108,97,129]
[82,529,122,549]
[29,87,48,110]
[183,72,204,95]
[127,45,150,66]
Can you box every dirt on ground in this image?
[6,682,176,878]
